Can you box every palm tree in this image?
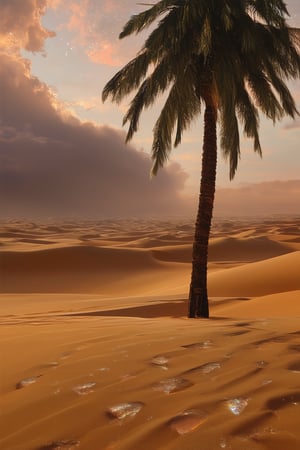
[102,0,300,318]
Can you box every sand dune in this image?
[151,244,192,263]
[216,290,300,317]
[208,235,295,261]
[0,218,299,450]
[152,235,294,263]
[208,251,300,297]
[2,245,160,273]
[1,236,297,296]
[1,245,188,294]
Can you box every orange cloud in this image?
[46,0,146,66]
[87,41,121,66]
[48,0,63,7]
[66,0,89,36]
[0,0,55,54]
[61,0,123,65]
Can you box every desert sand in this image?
[0,217,300,450]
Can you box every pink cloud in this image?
[87,41,121,66]
[66,0,89,35]
[46,0,146,66]
[0,0,55,53]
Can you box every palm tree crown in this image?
[103,0,300,318]
[103,0,299,178]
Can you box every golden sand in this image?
[0,218,299,449]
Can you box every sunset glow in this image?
[1,0,299,217]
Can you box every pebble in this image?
[107,402,144,420]
[151,355,168,367]
[16,376,41,389]
[73,382,96,395]
[152,377,193,394]
[226,398,248,415]
[168,409,207,434]
[200,362,221,374]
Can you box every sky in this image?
[0,0,299,218]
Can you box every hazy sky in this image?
[0,0,299,218]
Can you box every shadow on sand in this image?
[65,300,187,319]
[63,298,239,320]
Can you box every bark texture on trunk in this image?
[188,103,217,318]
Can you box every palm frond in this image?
[119,0,180,38]
[122,42,197,142]
[174,65,203,146]
[263,59,298,117]
[236,86,262,156]
[143,3,200,58]
[151,86,178,175]
[122,58,174,141]
[122,80,149,142]
[246,0,288,27]
[151,71,200,175]
[220,105,240,180]
[247,71,284,122]
[102,50,151,103]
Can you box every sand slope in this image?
[1,313,300,450]
[1,245,189,294]
[209,251,300,297]
[216,290,300,317]
[0,218,300,450]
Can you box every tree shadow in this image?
[64,299,235,320]
[66,300,187,319]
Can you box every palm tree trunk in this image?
[188,103,217,318]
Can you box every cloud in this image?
[1,0,298,220]
[47,0,149,66]
[49,0,300,67]
[0,0,55,53]
[214,180,300,216]
[0,54,189,218]
[0,0,189,219]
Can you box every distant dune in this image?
[152,235,294,263]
